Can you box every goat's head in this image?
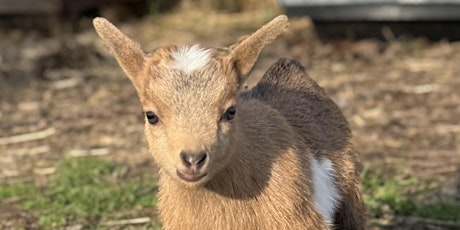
[93,16,288,187]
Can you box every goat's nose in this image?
[180,151,207,170]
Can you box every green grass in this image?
[0,157,159,228]
[2,159,459,228]
[417,201,460,222]
[362,168,460,223]
[0,183,37,201]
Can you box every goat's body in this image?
[93,15,365,230]
[158,59,365,230]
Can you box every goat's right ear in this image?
[93,17,146,87]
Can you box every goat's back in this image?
[241,58,351,153]
[241,58,366,229]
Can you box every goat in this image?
[93,15,366,229]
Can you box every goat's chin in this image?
[161,167,212,188]
[175,174,210,188]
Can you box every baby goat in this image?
[93,15,366,229]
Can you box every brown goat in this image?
[93,15,366,229]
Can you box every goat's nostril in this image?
[180,151,191,167]
[195,153,207,167]
[180,151,207,169]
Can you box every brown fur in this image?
[93,15,365,230]
[247,59,366,229]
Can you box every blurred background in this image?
[0,0,459,229]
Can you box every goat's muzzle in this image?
[177,151,208,182]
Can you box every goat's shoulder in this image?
[258,58,326,97]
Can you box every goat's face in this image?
[140,46,240,186]
[93,15,288,187]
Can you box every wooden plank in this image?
[0,0,61,14]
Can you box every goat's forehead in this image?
[153,67,229,101]
[142,47,236,109]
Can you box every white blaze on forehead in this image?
[171,45,211,74]
[312,157,340,223]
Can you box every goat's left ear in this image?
[229,15,288,81]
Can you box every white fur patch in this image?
[171,45,211,74]
[312,157,340,223]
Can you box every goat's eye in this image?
[145,111,159,125]
[222,106,236,122]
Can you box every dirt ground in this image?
[0,8,459,229]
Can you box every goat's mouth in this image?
[176,169,208,182]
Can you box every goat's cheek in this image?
[215,124,232,155]
[218,122,232,135]
[145,127,173,170]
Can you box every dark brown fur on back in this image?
[242,58,366,229]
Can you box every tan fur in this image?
[93,15,366,230]
[230,15,288,77]
[93,17,145,89]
